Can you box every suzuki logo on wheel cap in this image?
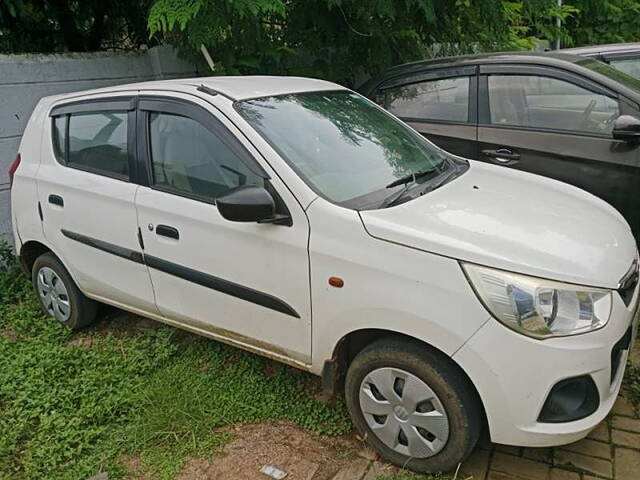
[393,405,409,421]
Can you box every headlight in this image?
[462,263,612,339]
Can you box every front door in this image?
[476,65,640,236]
[133,94,312,364]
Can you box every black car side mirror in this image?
[216,186,276,222]
[613,115,640,143]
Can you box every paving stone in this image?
[554,450,612,478]
[460,448,490,479]
[629,342,640,367]
[491,452,550,480]
[614,447,640,480]
[549,468,580,480]
[495,444,522,456]
[587,422,610,442]
[560,438,611,459]
[488,471,516,480]
[522,447,552,464]
[611,416,640,433]
[612,429,640,449]
[612,396,637,417]
[330,458,371,480]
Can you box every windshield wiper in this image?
[380,160,452,209]
[385,163,444,189]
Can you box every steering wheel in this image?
[579,99,597,130]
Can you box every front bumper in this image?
[454,286,638,447]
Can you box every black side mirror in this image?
[216,186,276,222]
[613,115,640,143]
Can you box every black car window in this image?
[384,76,470,123]
[61,111,129,179]
[609,57,640,80]
[148,112,264,202]
[488,75,619,135]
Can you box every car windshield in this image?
[235,90,458,209]
[578,57,640,92]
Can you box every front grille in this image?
[611,327,632,384]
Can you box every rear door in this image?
[372,66,478,158]
[477,64,640,236]
[38,97,157,312]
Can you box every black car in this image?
[562,43,640,79]
[360,52,640,237]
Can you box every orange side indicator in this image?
[328,276,344,288]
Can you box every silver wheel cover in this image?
[36,267,71,323]
[359,367,450,458]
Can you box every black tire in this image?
[345,337,482,473]
[32,252,97,329]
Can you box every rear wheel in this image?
[32,252,97,329]
[345,337,482,473]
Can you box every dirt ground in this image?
[177,421,365,480]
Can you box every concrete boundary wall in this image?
[0,45,200,240]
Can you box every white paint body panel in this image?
[361,160,636,288]
[133,92,312,363]
[454,286,637,445]
[305,197,492,373]
[9,77,640,450]
[34,95,157,313]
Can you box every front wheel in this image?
[345,337,482,473]
[32,252,97,329]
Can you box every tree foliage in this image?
[148,0,510,86]
[0,0,155,53]
[2,0,640,85]
[146,0,640,86]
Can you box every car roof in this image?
[561,43,640,56]
[358,50,640,101]
[54,75,346,103]
[361,51,586,87]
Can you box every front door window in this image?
[487,75,619,135]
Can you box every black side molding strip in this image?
[61,229,144,264]
[144,254,300,318]
[59,229,299,318]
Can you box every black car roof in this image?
[561,43,640,56]
[359,51,640,103]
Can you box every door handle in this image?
[155,224,179,240]
[482,149,520,164]
[48,194,64,207]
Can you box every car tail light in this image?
[8,153,21,189]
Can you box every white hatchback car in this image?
[9,76,639,473]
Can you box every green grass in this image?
[0,242,351,479]
[626,361,640,409]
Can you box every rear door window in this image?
[52,110,129,179]
[68,112,129,178]
[384,76,470,122]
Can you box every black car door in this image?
[371,66,478,158]
[476,64,640,236]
